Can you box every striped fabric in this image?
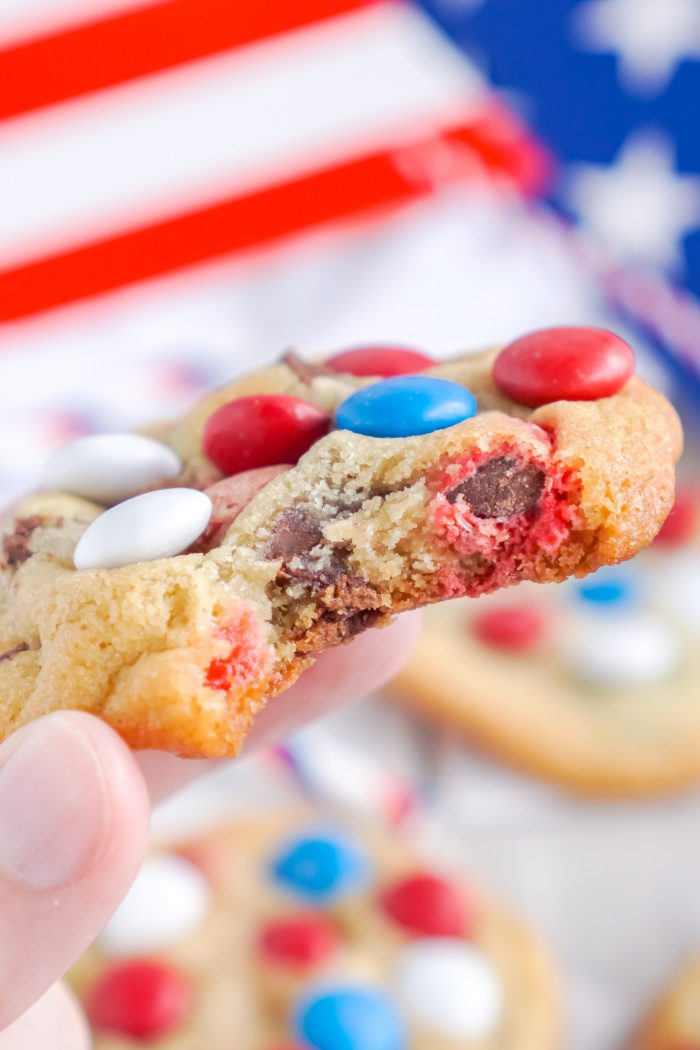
[0,0,546,323]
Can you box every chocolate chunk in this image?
[0,642,29,662]
[3,516,44,567]
[447,456,544,518]
[293,574,389,654]
[280,350,332,384]
[267,510,324,560]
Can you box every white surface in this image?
[99,854,211,955]
[73,488,212,569]
[43,433,180,504]
[393,939,503,1039]
[562,614,682,687]
[654,549,700,632]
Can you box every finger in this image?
[0,983,89,1050]
[138,611,422,804]
[245,610,423,749]
[0,712,150,1029]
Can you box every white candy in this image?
[563,615,681,688]
[74,488,212,570]
[394,939,503,1041]
[43,433,181,504]
[653,551,700,633]
[99,854,211,956]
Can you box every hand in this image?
[0,613,420,1048]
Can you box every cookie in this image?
[631,954,700,1049]
[0,329,681,757]
[391,483,700,797]
[69,812,560,1049]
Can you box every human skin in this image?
[0,612,420,1049]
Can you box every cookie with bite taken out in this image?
[391,482,700,798]
[69,811,560,1049]
[0,328,681,757]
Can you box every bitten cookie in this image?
[0,329,681,757]
[69,811,560,1049]
[630,954,700,1049]
[391,484,700,797]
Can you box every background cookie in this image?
[70,811,560,1049]
[630,954,700,1049]
[391,484,700,797]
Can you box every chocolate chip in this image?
[292,574,389,654]
[447,456,544,518]
[267,510,324,560]
[3,516,44,567]
[0,642,29,662]
[280,350,332,384]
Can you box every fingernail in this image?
[0,715,110,889]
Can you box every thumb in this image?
[0,712,150,1029]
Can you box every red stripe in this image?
[0,0,375,121]
[0,117,548,323]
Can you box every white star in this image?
[573,0,700,95]
[565,132,700,273]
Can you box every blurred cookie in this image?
[71,812,560,1049]
[631,955,700,1048]
[392,487,700,797]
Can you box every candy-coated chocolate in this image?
[99,855,211,956]
[43,433,181,505]
[472,604,545,652]
[86,959,193,1040]
[335,377,476,438]
[258,914,339,968]
[380,873,469,938]
[294,986,406,1050]
[564,615,680,687]
[493,326,634,407]
[655,488,698,546]
[325,346,435,378]
[73,488,212,570]
[394,940,503,1041]
[271,832,368,903]
[203,396,330,475]
[575,568,634,607]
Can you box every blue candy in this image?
[294,986,407,1050]
[335,376,477,438]
[575,567,636,608]
[270,831,368,903]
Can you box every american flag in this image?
[0,0,691,504]
[420,0,700,393]
[0,0,545,323]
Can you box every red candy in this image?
[655,488,698,546]
[472,604,545,652]
[203,396,330,476]
[86,960,193,1040]
[326,346,435,377]
[258,914,339,969]
[493,326,634,407]
[380,873,471,938]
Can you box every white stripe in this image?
[0,4,482,268]
[0,0,155,48]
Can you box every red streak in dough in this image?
[429,442,582,598]
[204,607,271,694]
